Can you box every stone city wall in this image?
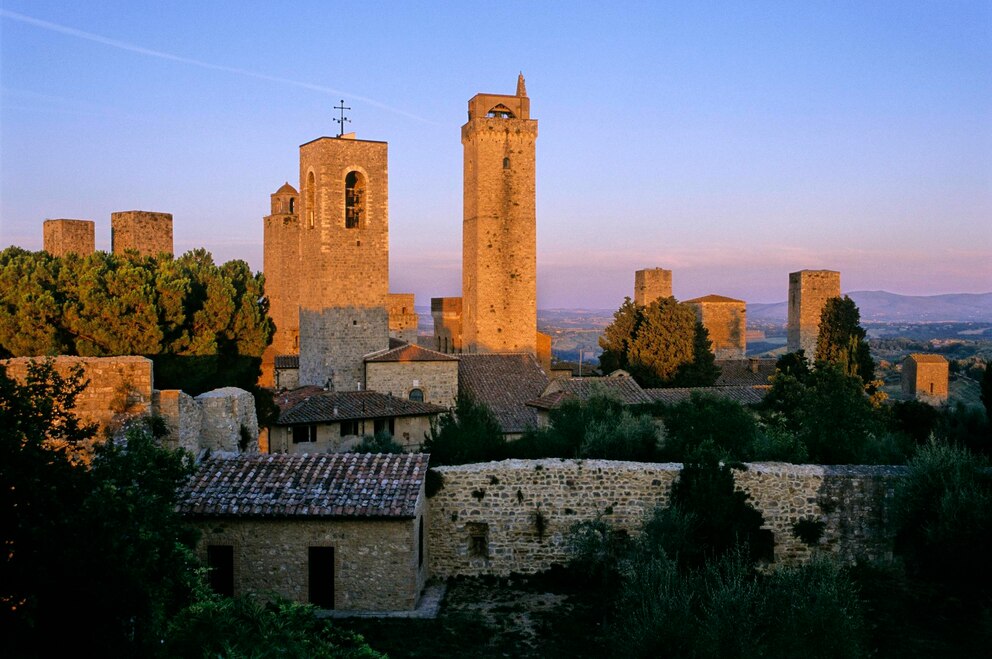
[428,459,904,578]
[153,389,202,454]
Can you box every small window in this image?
[206,545,234,597]
[374,417,395,436]
[308,547,335,609]
[503,157,510,169]
[288,198,295,213]
[418,516,425,568]
[292,424,317,443]
[467,522,489,558]
[409,388,424,402]
[341,420,359,436]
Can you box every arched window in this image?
[288,198,295,214]
[306,172,315,228]
[409,388,424,402]
[345,171,366,229]
[503,157,510,169]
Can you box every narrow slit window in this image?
[503,157,510,169]
[306,172,315,228]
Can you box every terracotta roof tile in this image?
[273,385,324,415]
[906,353,948,364]
[177,452,427,519]
[458,353,548,434]
[645,385,769,406]
[531,376,653,408]
[277,390,445,425]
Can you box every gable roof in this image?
[458,353,548,434]
[365,342,458,363]
[535,376,653,407]
[274,354,299,369]
[906,353,948,364]
[277,390,446,425]
[178,452,427,519]
[644,385,769,406]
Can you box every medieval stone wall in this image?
[634,268,672,306]
[195,387,259,453]
[431,297,463,354]
[462,86,538,356]
[428,459,904,578]
[686,297,746,360]
[192,512,426,611]
[299,307,389,390]
[153,389,202,454]
[387,293,419,345]
[365,360,459,409]
[1,356,154,434]
[787,270,840,357]
[111,211,174,257]
[43,219,95,257]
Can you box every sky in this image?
[1,1,989,308]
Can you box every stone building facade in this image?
[365,343,459,409]
[431,296,463,354]
[111,210,174,256]
[787,269,840,357]
[428,459,903,578]
[261,183,301,386]
[387,293,420,345]
[43,219,95,257]
[297,134,390,390]
[634,268,672,306]
[180,453,429,612]
[684,294,747,359]
[901,353,949,403]
[461,75,538,356]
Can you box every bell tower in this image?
[297,134,390,390]
[462,74,538,354]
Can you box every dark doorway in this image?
[308,546,335,609]
[206,545,234,597]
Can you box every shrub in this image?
[351,431,405,454]
[659,393,759,461]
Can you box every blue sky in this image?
[1,1,989,308]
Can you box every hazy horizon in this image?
[2,1,989,308]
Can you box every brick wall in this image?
[428,459,904,577]
[43,219,95,257]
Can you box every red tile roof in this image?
[178,452,428,519]
[644,385,769,406]
[365,342,457,363]
[458,353,548,434]
[906,353,948,364]
[714,359,778,386]
[277,390,446,425]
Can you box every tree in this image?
[599,296,720,388]
[981,361,992,428]
[815,295,875,385]
[422,392,506,465]
[659,393,759,462]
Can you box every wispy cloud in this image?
[0,9,437,125]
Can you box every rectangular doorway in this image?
[308,546,335,609]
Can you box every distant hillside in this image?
[748,291,992,323]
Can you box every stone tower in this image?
[111,211,173,256]
[787,270,840,357]
[297,134,389,390]
[261,183,300,386]
[43,219,95,257]
[462,74,538,355]
[634,268,673,306]
[685,295,747,360]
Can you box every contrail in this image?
[0,9,437,124]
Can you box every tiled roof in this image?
[645,386,769,406]
[177,452,427,519]
[714,359,777,387]
[273,385,324,415]
[526,391,574,411]
[275,182,298,195]
[458,353,549,434]
[684,294,745,304]
[274,354,299,369]
[277,390,446,425]
[536,376,653,407]
[365,342,458,363]
[906,353,947,364]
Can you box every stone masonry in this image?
[685,295,747,359]
[431,297,463,354]
[365,359,459,409]
[429,459,903,578]
[462,75,538,355]
[43,219,95,257]
[901,353,949,403]
[787,270,840,357]
[111,210,174,256]
[388,293,420,345]
[194,387,259,453]
[298,135,390,390]
[261,183,301,386]
[634,268,673,306]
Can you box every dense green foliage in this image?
[599,296,720,387]
[658,393,760,462]
[815,295,875,385]
[0,361,200,656]
[0,247,274,397]
[166,596,384,658]
[351,431,406,454]
[423,392,507,465]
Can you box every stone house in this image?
[179,452,429,612]
[365,341,460,408]
[270,389,446,453]
[902,353,949,403]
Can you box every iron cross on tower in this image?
[334,100,351,137]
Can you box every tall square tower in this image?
[260,183,300,387]
[297,135,389,390]
[634,268,673,306]
[111,211,173,256]
[462,75,538,354]
[43,219,95,257]
[787,270,841,357]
